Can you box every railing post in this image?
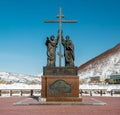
[90,90,92,96]
[30,90,33,97]
[0,90,1,96]
[10,90,12,96]
[100,90,102,96]
[20,90,23,96]
[80,89,82,96]
[111,90,113,96]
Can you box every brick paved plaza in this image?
[0,96,120,115]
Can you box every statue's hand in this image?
[47,37,49,40]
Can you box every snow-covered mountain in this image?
[0,72,41,85]
[78,43,120,79]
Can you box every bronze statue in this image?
[45,35,58,67]
[62,35,74,67]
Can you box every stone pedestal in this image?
[41,67,82,102]
[43,66,78,76]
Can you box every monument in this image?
[41,8,82,102]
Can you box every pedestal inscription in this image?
[49,79,72,94]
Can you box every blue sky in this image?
[0,0,120,75]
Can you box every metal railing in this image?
[0,89,120,97]
[80,89,120,96]
[0,89,41,97]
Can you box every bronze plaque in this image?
[49,79,72,94]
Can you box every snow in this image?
[0,72,41,84]
[0,70,120,97]
[78,50,120,79]
[0,83,41,89]
[80,84,120,91]
[0,83,120,98]
[0,83,120,92]
[0,71,120,91]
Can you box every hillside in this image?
[0,72,41,85]
[78,43,120,79]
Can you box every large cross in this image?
[44,7,77,67]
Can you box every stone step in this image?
[46,97,82,102]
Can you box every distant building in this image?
[110,74,120,84]
[90,76,100,82]
[89,75,105,83]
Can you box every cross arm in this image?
[44,20,59,23]
[44,20,77,23]
[61,20,77,23]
